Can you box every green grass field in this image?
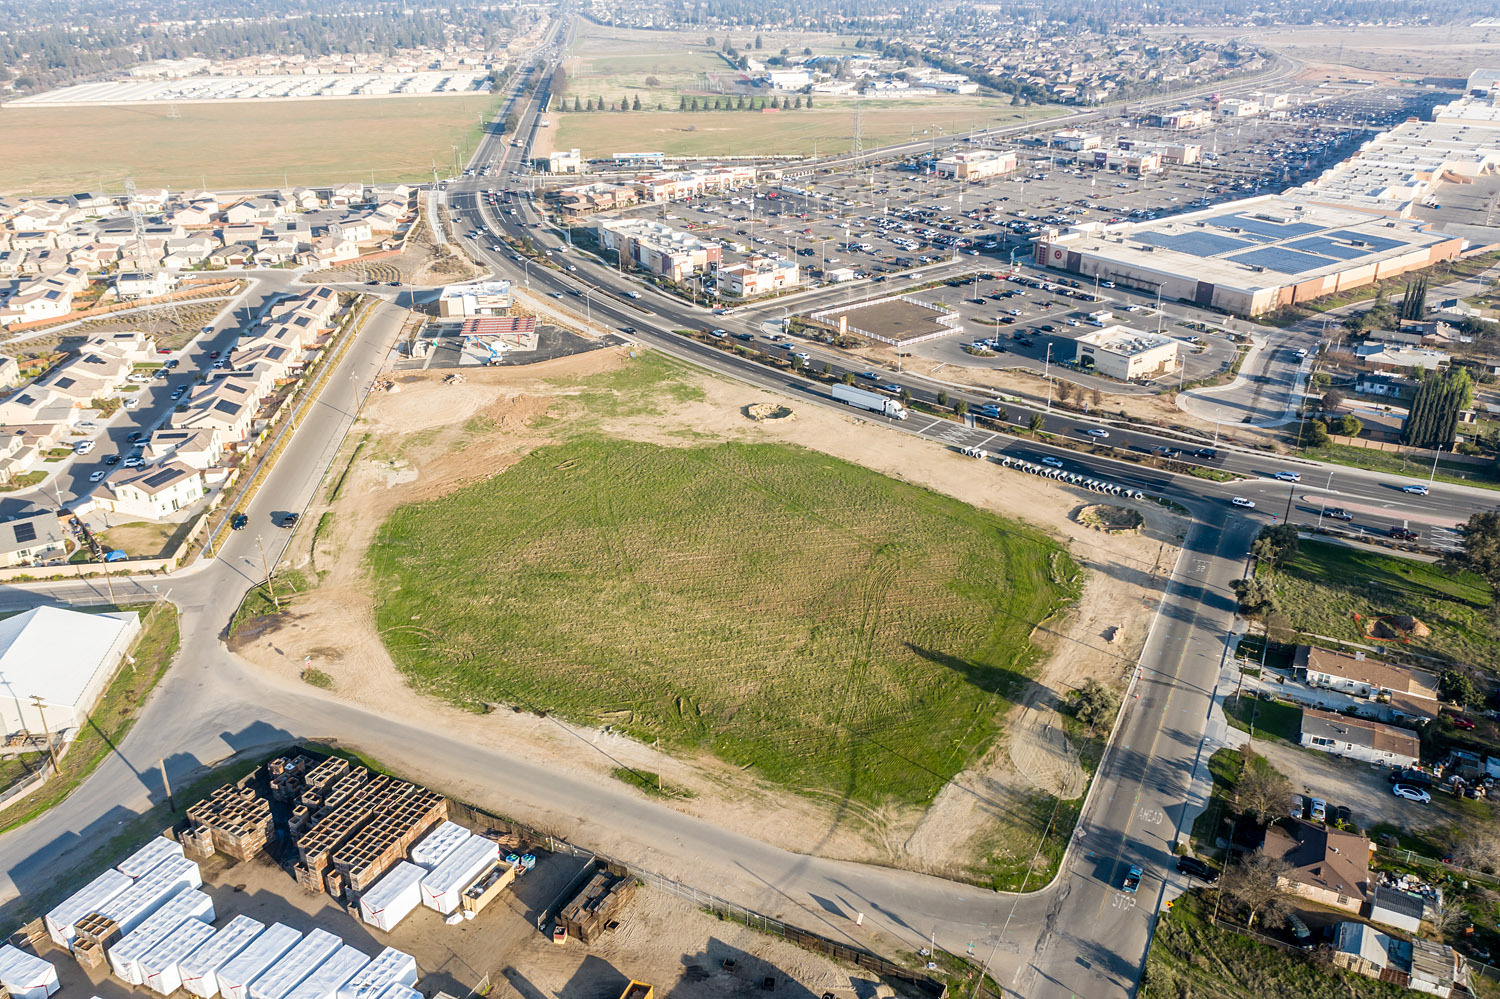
[1271,540,1500,670]
[551,101,1061,159]
[369,437,1081,808]
[0,95,496,195]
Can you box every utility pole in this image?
[29,695,59,770]
[160,758,174,811]
[256,535,279,610]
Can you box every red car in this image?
[209,350,221,359]
[1452,716,1477,731]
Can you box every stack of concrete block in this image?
[558,865,637,944]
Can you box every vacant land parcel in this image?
[0,95,494,194]
[370,437,1080,808]
[1270,540,1499,670]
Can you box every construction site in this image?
[6,749,938,999]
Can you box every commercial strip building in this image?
[1035,195,1464,316]
[596,218,721,282]
[719,256,799,297]
[543,149,584,174]
[1073,326,1180,381]
[934,149,1017,180]
[437,281,513,319]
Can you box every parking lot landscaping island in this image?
[369,437,1081,807]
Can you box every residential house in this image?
[0,510,67,567]
[209,243,255,268]
[103,462,205,520]
[290,188,321,211]
[0,250,30,276]
[1299,708,1420,768]
[329,182,364,207]
[0,387,76,425]
[219,225,265,247]
[252,238,299,267]
[0,286,74,326]
[114,271,176,299]
[327,218,372,244]
[0,355,19,387]
[1356,344,1451,373]
[84,330,155,361]
[224,199,284,226]
[1293,646,1441,723]
[1262,819,1373,913]
[171,381,257,442]
[230,343,299,381]
[1331,923,1469,997]
[143,427,223,470]
[1354,373,1417,399]
[307,235,358,267]
[166,204,214,228]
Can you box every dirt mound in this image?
[1074,504,1144,534]
[744,402,794,422]
[1375,615,1431,640]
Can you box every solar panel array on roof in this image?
[1135,231,1252,256]
[1227,246,1339,274]
[1208,213,1322,239]
[213,400,242,415]
[11,522,36,544]
[1285,237,1370,260]
[1328,230,1406,252]
[143,468,182,488]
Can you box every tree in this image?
[937,389,949,407]
[1231,576,1279,620]
[1305,418,1331,447]
[620,96,630,111]
[805,94,814,108]
[789,354,805,372]
[794,95,803,109]
[1090,386,1103,408]
[780,47,790,56]
[1332,413,1362,437]
[754,34,763,49]
[572,95,581,112]
[1321,388,1345,412]
[841,372,855,384]
[803,46,813,55]
[1028,413,1044,433]
[1222,851,1292,929]
[1402,367,1475,449]
[1443,510,1500,593]
[1452,821,1500,873]
[1234,748,1292,825]
[1251,524,1299,571]
[997,407,1010,423]
[679,95,687,111]
[632,95,641,111]
[1056,381,1074,404]
[954,399,968,417]
[1400,275,1429,322]
[1070,678,1117,731]
[1440,668,1479,707]
[644,76,660,87]
[705,35,716,46]
[899,387,912,404]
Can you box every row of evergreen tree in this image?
[552,93,811,112]
[1401,366,1475,450]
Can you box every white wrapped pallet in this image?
[374,984,420,999]
[337,948,417,999]
[45,868,132,949]
[109,886,215,984]
[98,854,203,936]
[217,924,301,999]
[359,863,425,933]
[180,915,266,999]
[283,945,368,999]
[118,837,186,878]
[409,822,469,870]
[0,945,60,999]
[419,836,498,915]
[247,928,341,999]
[140,918,218,995]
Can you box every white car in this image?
[1084,428,1109,438]
[1392,784,1431,804]
[123,397,140,409]
[89,470,107,482]
[1040,456,1065,468]
[1402,484,1429,495]
[1231,497,1256,509]
[1274,471,1301,482]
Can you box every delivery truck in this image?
[831,383,908,420]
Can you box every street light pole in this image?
[1316,470,1333,530]
[1044,344,1053,411]
[1429,444,1442,485]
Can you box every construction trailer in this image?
[45,868,132,949]
[335,948,418,999]
[139,917,218,995]
[108,886,215,984]
[420,836,499,915]
[178,915,266,999]
[247,928,341,999]
[216,923,302,999]
[558,864,638,944]
[0,945,60,999]
[358,863,425,933]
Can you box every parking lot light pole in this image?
[1044,344,1053,411]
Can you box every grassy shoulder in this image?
[0,603,180,834]
[369,434,1082,809]
[1143,890,1413,999]
[1270,539,1499,670]
[1295,441,1500,491]
[227,569,311,644]
[1222,694,1302,745]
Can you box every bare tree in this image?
[1426,894,1465,940]
[1221,851,1292,929]
[1453,821,1500,874]
[1234,751,1292,826]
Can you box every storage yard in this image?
[9,751,917,999]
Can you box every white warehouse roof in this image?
[0,606,140,737]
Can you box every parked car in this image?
[1393,784,1432,803]
[232,513,249,530]
[1450,716,1477,731]
[1175,856,1219,884]
[1388,769,1433,787]
[1120,865,1143,893]
[89,470,106,482]
[1290,794,1304,818]
[281,512,299,528]
[1310,798,1327,822]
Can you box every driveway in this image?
[1251,737,1456,836]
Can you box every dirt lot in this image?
[31,837,876,999]
[1169,24,1499,82]
[234,344,1185,881]
[303,213,480,289]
